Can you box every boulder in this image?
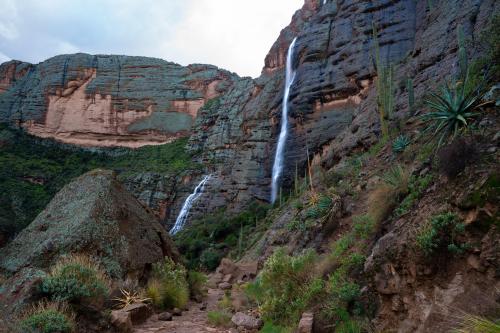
[122,303,152,324]
[172,307,183,316]
[0,170,179,282]
[231,312,263,330]
[158,312,173,321]
[297,312,314,333]
[110,310,132,333]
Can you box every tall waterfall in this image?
[271,37,298,204]
[170,175,211,235]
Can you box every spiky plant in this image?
[113,288,151,309]
[421,79,489,147]
[452,313,500,333]
[392,135,411,153]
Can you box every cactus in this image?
[407,78,415,115]
[373,23,395,139]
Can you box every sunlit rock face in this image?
[0,54,237,148]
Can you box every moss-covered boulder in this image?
[0,169,179,279]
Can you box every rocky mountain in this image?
[0,55,237,148]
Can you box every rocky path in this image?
[132,288,231,333]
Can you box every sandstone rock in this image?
[122,303,152,325]
[0,170,179,281]
[231,312,263,330]
[0,56,238,148]
[110,310,132,333]
[158,312,173,321]
[297,312,314,333]
[219,282,232,290]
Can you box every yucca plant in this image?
[421,79,489,147]
[452,313,500,333]
[392,135,411,153]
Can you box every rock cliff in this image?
[176,0,499,223]
[0,55,237,147]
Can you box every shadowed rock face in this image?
[0,169,179,280]
[0,54,238,147]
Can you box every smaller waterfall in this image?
[271,37,298,204]
[170,175,211,235]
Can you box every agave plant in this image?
[392,135,411,153]
[421,79,489,147]
[113,288,151,309]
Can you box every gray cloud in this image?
[0,0,302,77]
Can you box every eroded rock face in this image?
[176,0,499,223]
[0,169,179,280]
[0,55,237,147]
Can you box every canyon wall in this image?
[178,0,499,224]
[0,55,237,147]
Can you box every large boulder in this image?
[0,169,179,280]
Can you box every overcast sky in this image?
[0,0,303,77]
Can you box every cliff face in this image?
[175,0,498,224]
[0,55,237,147]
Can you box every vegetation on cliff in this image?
[0,124,195,239]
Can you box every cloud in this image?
[0,0,303,77]
[0,51,10,63]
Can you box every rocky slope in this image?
[0,55,237,147]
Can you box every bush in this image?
[207,311,232,328]
[352,215,376,240]
[260,322,293,333]
[146,257,189,310]
[21,301,75,333]
[416,212,467,256]
[187,271,208,300]
[174,202,270,270]
[40,255,109,304]
[437,138,476,178]
[394,174,433,217]
[246,248,322,326]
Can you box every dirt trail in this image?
[133,288,231,333]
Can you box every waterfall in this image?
[170,175,211,235]
[271,37,298,204]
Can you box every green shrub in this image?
[352,215,376,240]
[40,255,109,303]
[416,212,467,256]
[394,174,433,217]
[260,322,293,333]
[187,271,207,300]
[207,311,232,328]
[21,301,75,333]
[146,257,189,310]
[174,202,270,270]
[247,248,322,326]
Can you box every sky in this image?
[0,0,303,78]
